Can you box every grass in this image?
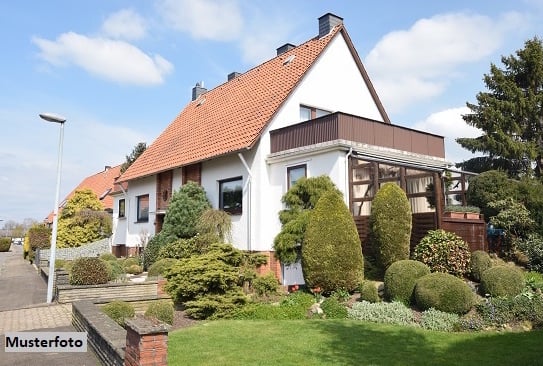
[168,319,543,366]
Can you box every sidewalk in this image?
[0,244,99,365]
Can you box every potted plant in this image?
[444,205,481,219]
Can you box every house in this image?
[44,165,122,226]
[113,14,484,284]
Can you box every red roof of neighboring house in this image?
[44,165,122,224]
[119,23,389,182]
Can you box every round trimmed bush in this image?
[122,257,141,269]
[370,183,412,270]
[480,266,525,297]
[70,257,109,285]
[358,280,380,303]
[384,260,430,304]
[413,229,471,277]
[470,250,492,282]
[414,272,475,314]
[125,264,143,275]
[102,301,135,327]
[99,252,117,261]
[145,300,174,325]
[147,258,179,277]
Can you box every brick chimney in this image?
[192,82,207,101]
[318,13,343,38]
[276,43,296,56]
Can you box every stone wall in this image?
[72,300,125,366]
[36,237,111,266]
[57,281,159,303]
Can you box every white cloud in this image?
[156,0,243,41]
[365,12,526,113]
[101,8,147,41]
[413,106,482,164]
[33,32,173,85]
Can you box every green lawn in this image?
[168,319,543,366]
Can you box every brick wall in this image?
[254,251,282,283]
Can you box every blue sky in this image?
[1,0,542,224]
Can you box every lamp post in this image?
[40,112,66,303]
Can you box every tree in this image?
[302,191,363,293]
[466,170,516,220]
[120,142,147,173]
[56,189,112,248]
[456,37,543,178]
[273,176,341,264]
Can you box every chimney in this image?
[276,43,296,56]
[228,72,241,81]
[318,13,343,38]
[192,82,207,101]
[104,165,111,171]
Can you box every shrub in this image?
[102,301,135,327]
[105,260,125,281]
[157,236,209,261]
[515,233,543,273]
[125,264,143,275]
[0,238,11,252]
[348,301,417,327]
[413,229,471,277]
[466,170,515,219]
[55,259,66,269]
[525,271,543,291]
[384,260,430,305]
[100,253,117,261]
[196,208,232,243]
[145,300,174,325]
[143,234,166,270]
[234,292,315,320]
[476,295,543,327]
[252,272,280,297]
[479,266,525,297]
[414,272,475,314]
[28,224,51,251]
[358,281,380,303]
[370,183,412,270]
[470,250,492,282]
[419,308,460,332]
[302,191,364,293]
[70,257,109,285]
[122,257,141,269]
[147,258,179,278]
[321,297,348,319]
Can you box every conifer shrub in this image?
[0,238,11,252]
[105,260,125,281]
[157,236,210,261]
[70,257,109,285]
[470,250,492,282]
[413,229,471,277]
[145,300,174,325]
[369,182,412,270]
[384,260,430,304]
[358,280,380,303]
[147,258,179,278]
[414,272,475,314]
[102,301,135,327]
[479,266,525,297]
[302,191,363,293]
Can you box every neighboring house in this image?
[44,165,122,226]
[113,14,483,284]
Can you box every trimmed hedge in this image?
[479,266,525,297]
[470,250,492,282]
[414,272,475,314]
[370,183,412,270]
[384,260,430,305]
[70,257,109,285]
[358,281,380,303]
[0,238,11,252]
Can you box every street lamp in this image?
[40,112,66,303]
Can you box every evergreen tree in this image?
[56,189,112,247]
[456,37,543,178]
[120,142,147,173]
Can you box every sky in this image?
[1,0,542,224]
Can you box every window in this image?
[220,177,243,215]
[300,105,331,121]
[118,199,125,218]
[137,195,149,222]
[287,164,307,189]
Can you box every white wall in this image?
[123,175,156,247]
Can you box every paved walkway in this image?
[0,244,99,365]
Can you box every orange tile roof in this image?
[120,24,388,182]
[44,165,122,223]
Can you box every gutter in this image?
[238,153,252,251]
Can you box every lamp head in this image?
[39,113,66,124]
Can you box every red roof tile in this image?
[44,165,122,223]
[120,25,388,182]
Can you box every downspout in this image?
[345,148,353,206]
[238,153,252,251]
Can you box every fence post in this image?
[124,317,170,366]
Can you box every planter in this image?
[465,212,480,220]
[444,212,465,219]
